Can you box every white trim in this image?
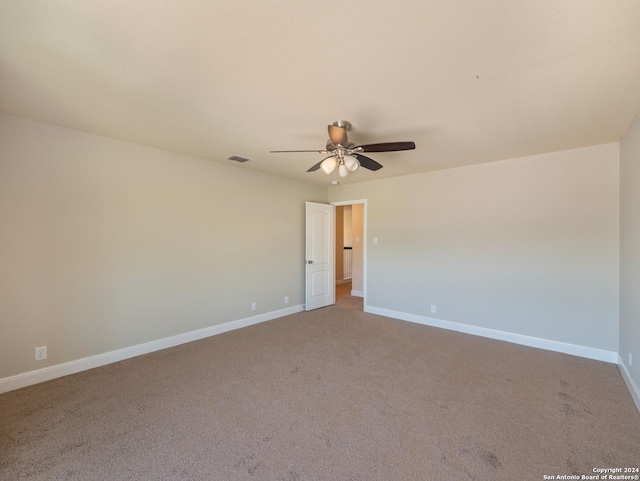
[364,305,619,364]
[351,290,364,298]
[617,355,640,413]
[0,305,304,395]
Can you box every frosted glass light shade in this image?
[338,163,348,178]
[320,156,337,174]
[344,155,359,171]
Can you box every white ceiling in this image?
[1,1,639,186]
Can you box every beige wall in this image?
[0,114,327,379]
[351,203,364,295]
[343,205,352,247]
[329,144,620,351]
[335,206,344,281]
[620,111,640,390]
[0,111,629,386]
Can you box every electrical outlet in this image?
[629,353,633,367]
[430,305,437,314]
[35,346,47,361]
[251,302,257,311]
[284,296,289,305]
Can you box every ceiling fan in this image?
[270,120,416,178]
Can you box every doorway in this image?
[332,200,367,309]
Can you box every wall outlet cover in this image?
[35,346,47,361]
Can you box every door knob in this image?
[307,260,313,264]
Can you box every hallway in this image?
[335,281,363,310]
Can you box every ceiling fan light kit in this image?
[320,156,337,174]
[344,155,359,171]
[270,120,415,179]
[322,152,359,177]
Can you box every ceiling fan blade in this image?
[354,153,383,171]
[357,141,416,153]
[328,124,348,146]
[307,160,323,172]
[270,149,326,153]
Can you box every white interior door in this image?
[305,202,335,311]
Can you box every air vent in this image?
[227,155,251,163]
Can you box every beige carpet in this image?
[1,291,639,480]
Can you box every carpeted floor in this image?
[1,288,639,480]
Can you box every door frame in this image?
[331,199,367,308]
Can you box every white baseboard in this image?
[0,304,304,395]
[351,290,364,298]
[617,355,640,413]
[336,279,351,285]
[364,305,619,364]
